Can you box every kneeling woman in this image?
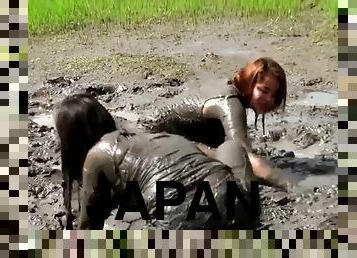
[141,57,292,190]
[79,130,260,230]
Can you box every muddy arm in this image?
[201,97,299,191]
[79,139,119,230]
[195,143,217,158]
[196,140,256,191]
[201,96,256,184]
[202,96,252,152]
[212,141,298,192]
[248,153,298,191]
[212,140,256,189]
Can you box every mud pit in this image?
[28,17,337,230]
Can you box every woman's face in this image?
[250,75,279,114]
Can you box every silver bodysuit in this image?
[140,83,252,151]
[139,82,296,192]
[78,130,259,230]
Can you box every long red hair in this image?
[232,57,287,110]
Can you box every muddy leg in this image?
[61,169,74,229]
[66,180,74,230]
[61,149,74,230]
[214,141,250,178]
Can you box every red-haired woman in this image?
[142,57,293,190]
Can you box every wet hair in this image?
[54,93,117,229]
[232,57,287,111]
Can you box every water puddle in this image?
[215,48,257,59]
[29,84,45,95]
[285,170,337,188]
[297,174,337,188]
[29,110,140,129]
[269,139,322,158]
[292,90,338,107]
[277,157,337,187]
[113,111,140,122]
[30,114,54,128]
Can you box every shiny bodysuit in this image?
[141,82,252,151]
[140,82,295,190]
[79,130,258,230]
[78,82,294,229]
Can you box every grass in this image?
[29,0,337,35]
[320,0,338,20]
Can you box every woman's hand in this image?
[195,143,217,158]
[247,153,274,179]
[247,153,296,191]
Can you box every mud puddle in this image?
[113,111,140,122]
[272,156,337,186]
[298,174,337,188]
[30,114,54,128]
[292,90,338,106]
[215,48,257,60]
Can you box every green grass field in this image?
[29,0,337,35]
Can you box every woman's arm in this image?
[143,93,297,191]
[79,138,118,229]
[202,97,298,191]
[202,95,252,151]
[247,153,297,191]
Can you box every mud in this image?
[28,15,337,230]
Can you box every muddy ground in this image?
[28,12,338,230]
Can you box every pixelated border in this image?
[27,230,339,257]
[338,0,357,253]
[0,0,28,256]
[16,0,351,257]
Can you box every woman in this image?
[55,94,260,229]
[54,93,117,229]
[141,57,292,190]
[78,129,260,230]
